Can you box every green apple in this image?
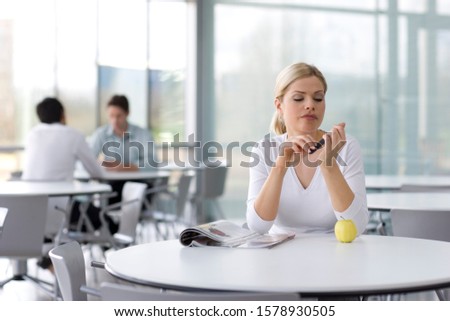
[334,219,357,243]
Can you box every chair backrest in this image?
[49,241,87,301]
[0,195,48,258]
[0,207,8,234]
[100,282,300,301]
[200,166,227,198]
[175,173,194,217]
[116,182,148,240]
[391,209,450,242]
[45,196,69,237]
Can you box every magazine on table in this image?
[179,220,295,248]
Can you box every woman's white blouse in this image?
[246,133,369,236]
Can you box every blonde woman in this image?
[246,62,369,236]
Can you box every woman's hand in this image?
[277,134,318,168]
[317,122,355,214]
[318,122,347,168]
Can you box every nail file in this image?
[308,138,325,155]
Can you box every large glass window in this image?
[0,0,57,180]
[2,0,450,219]
[214,2,378,218]
[0,0,188,181]
[97,0,187,144]
[148,0,187,143]
[0,0,100,180]
[55,0,98,134]
[210,0,450,220]
[97,0,148,128]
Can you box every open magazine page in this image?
[179,220,295,248]
[237,232,295,249]
[179,220,258,247]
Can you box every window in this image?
[209,0,450,219]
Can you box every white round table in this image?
[105,235,450,297]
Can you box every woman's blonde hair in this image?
[270,62,327,135]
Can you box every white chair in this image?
[364,210,387,235]
[143,172,194,240]
[45,197,70,244]
[391,209,450,242]
[68,182,148,249]
[108,182,148,247]
[387,185,450,236]
[49,241,143,301]
[0,207,7,234]
[364,184,450,236]
[49,241,87,301]
[193,166,228,221]
[0,195,52,294]
[391,208,450,300]
[100,282,301,301]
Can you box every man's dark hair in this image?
[107,95,129,113]
[36,97,64,124]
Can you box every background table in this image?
[367,192,450,212]
[365,175,450,191]
[0,180,112,283]
[105,235,450,297]
[74,169,171,182]
[74,169,171,205]
[0,181,111,196]
[0,146,24,153]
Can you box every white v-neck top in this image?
[246,133,369,236]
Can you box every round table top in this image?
[105,234,450,296]
[367,192,450,212]
[0,180,112,196]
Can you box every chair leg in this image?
[212,200,225,220]
[159,221,170,240]
[154,221,167,240]
[23,274,54,294]
[436,289,447,301]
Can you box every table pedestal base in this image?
[0,259,55,297]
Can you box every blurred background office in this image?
[1,0,450,220]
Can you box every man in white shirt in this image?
[22,97,104,181]
[22,98,114,270]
